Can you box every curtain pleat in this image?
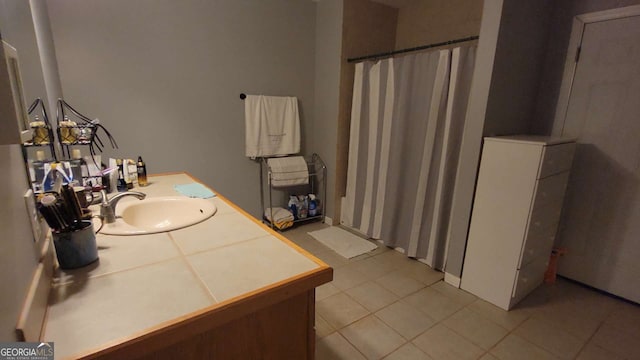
[372,59,395,239]
[343,62,366,228]
[408,50,451,259]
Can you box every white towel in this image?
[264,207,294,222]
[245,95,300,157]
[264,207,294,230]
[267,156,309,187]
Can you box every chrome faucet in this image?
[100,189,146,224]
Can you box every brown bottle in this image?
[136,156,148,187]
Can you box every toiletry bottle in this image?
[116,159,127,192]
[308,194,318,216]
[123,159,135,189]
[43,163,58,192]
[31,150,47,193]
[298,195,308,219]
[56,161,74,185]
[136,156,148,186]
[69,149,85,187]
[288,196,299,220]
[101,162,112,193]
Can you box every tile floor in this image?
[282,222,640,360]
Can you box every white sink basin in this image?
[100,197,217,235]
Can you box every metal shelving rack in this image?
[260,153,327,230]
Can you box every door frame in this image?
[552,4,640,135]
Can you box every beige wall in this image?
[395,0,483,50]
[334,0,397,222]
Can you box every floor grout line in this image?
[293,226,639,360]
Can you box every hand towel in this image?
[245,95,300,157]
[264,207,294,230]
[174,183,216,199]
[267,156,309,187]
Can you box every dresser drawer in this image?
[538,143,576,178]
[528,197,563,232]
[518,199,563,267]
[519,222,558,267]
[532,172,570,208]
[511,255,548,303]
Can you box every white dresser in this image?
[461,136,576,310]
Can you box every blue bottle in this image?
[308,194,318,216]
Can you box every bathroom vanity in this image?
[39,173,332,359]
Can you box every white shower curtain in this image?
[342,46,476,270]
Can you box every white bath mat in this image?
[308,227,377,259]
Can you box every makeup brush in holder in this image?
[39,186,98,269]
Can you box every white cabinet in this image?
[461,136,575,310]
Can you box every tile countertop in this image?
[42,173,331,359]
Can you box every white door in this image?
[555,11,640,303]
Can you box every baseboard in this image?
[337,224,370,239]
[444,272,461,288]
[323,216,333,226]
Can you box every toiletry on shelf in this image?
[69,149,85,187]
[116,159,127,192]
[297,195,308,219]
[30,115,50,145]
[76,124,93,143]
[42,163,58,192]
[308,194,318,216]
[124,159,136,189]
[58,115,77,144]
[30,150,47,192]
[57,162,74,185]
[54,98,119,161]
[101,163,112,193]
[137,156,148,187]
[43,162,76,191]
[288,196,299,220]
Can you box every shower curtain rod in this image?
[347,35,479,63]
